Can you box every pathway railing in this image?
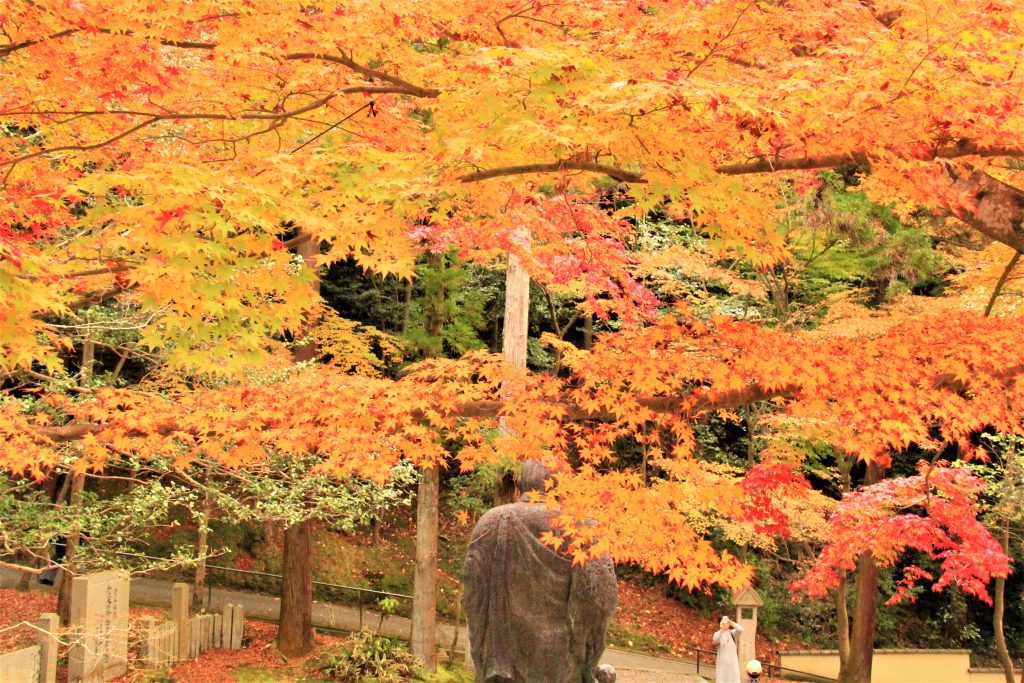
[692,647,839,683]
[114,551,414,629]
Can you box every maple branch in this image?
[0,116,161,184]
[457,143,1024,190]
[0,30,438,98]
[714,143,1024,176]
[13,264,133,281]
[286,52,441,98]
[17,370,90,392]
[458,161,645,184]
[984,251,1022,317]
[65,283,133,312]
[1,94,342,175]
[450,382,798,421]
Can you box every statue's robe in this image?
[463,500,617,683]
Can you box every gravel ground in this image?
[617,671,708,683]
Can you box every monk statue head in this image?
[517,459,550,498]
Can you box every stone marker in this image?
[732,586,764,672]
[171,583,191,661]
[68,570,129,683]
[0,645,42,683]
[38,612,58,683]
[229,605,244,650]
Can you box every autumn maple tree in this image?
[3,0,1024,680]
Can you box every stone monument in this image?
[732,586,764,671]
[68,570,129,683]
[463,461,617,683]
[0,646,42,683]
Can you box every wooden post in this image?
[411,465,440,670]
[221,604,234,649]
[502,241,530,370]
[171,582,191,661]
[230,605,244,649]
[140,617,156,667]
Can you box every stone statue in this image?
[463,461,618,683]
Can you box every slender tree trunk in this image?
[192,477,212,613]
[744,405,759,467]
[411,253,446,671]
[412,466,440,669]
[402,279,412,335]
[278,520,314,656]
[278,230,321,656]
[110,352,127,382]
[582,312,593,350]
[835,570,851,680]
[994,521,1015,683]
[57,472,85,626]
[843,462,884,683]
[80,339,94,385]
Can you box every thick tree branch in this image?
[459,161,645,184]
[948,169,1024,254]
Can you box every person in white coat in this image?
[713,616,744,683]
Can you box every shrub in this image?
[318,630,422,682]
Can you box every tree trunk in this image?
[994,521,1015,683]
[582,312,593,350]
[57,471,85,626]
[843,462,884,683]
[411,465,440,671]
[278,520,314,657]
[502,245,530,369]
[277,230,321,656]
[844,552,881,683]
